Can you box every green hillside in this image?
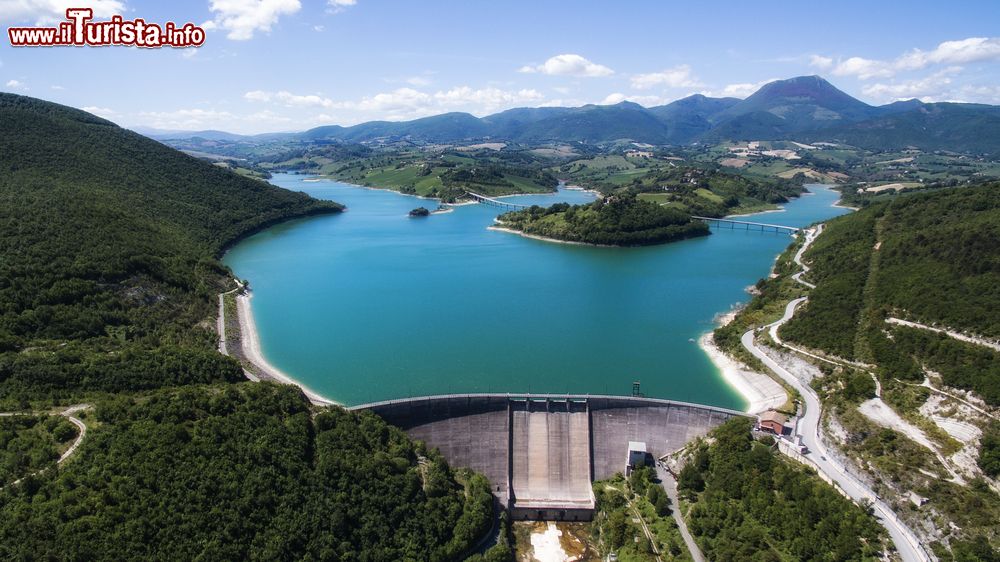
[679,419,886,561]
[781,184,1000,403]
[712,184,1000,557]
[806,103,1000,155]
[497,194,709,246]
[0,93,342,398]
[0,384,493,560]
[0,94,495,559]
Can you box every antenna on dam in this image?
[632,380,644,398]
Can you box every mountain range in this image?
[148,76,1000,155]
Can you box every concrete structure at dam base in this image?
[351,394,747,521]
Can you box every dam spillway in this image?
[350,394,747,520]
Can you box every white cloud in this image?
[432,86,543,112]
[0,0,124,24]
[181,48,198,59]
[702,79,776,99]
[244,89,336,108]
[136,108,238,130]
[832,56,893,80]
[5,79,26,90]
[207,0,301,41]
[538,98,587,108]
[327,0,356,12]
[862,67,963,102]
[600,92,668,106]
[81,106,116,118]
[406,76,431,87]
[955,84,1000,105]
[816,37,1000,80]
[809,55,834,71]
[313,25,325,32]
[519,54,614,77]
[630,65,702,90]
[897,37,1000,70]
[344,88,432,117]
[51,85,65,90]
[245,85,545,122]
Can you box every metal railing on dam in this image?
[351,393,748,520]
[348,392,748,417]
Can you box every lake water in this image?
[224,175,849,408]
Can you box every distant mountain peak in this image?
[752,75,863,104]
[705,75,877,138]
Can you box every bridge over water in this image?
[351,393,747,520]
[692,216,800,235]
[464,192,530,211]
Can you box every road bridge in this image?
[465,192,531,211]
[692,216,800,234]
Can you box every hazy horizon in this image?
[3,0,999,134]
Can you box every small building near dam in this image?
[350,393,746,521]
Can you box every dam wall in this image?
[351,394,746,520]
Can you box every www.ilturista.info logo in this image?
[8,8,205,48]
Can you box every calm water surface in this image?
[224,175,849,407]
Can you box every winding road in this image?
[1,404,90,488]
[741,226,930,562]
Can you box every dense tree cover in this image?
[785,183,1000,358]
[977,422,1000,479]
[0,94,342,399]
[465,512,514,562]
[0,95,503,560]
[498,194,709,246]
[948,536,1000,562]
[0,414,78,485]
[0,384,493,560]
[780,183,1000,404]
[874,185,1000,337]
[592,469,689,561]
[679,418,885,562]
[891,327,1000,406]
[780,209,879,358]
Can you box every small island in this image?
[495,194,710,246]
[408,207,431,217]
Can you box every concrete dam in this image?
[351,394,746,520]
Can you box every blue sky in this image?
[2,0,1000,133]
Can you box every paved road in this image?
[743,303,929,562]
[655,464,706,562]
[736,224,929,561]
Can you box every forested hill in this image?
[780,183,1000,404]
[0,95,500,560]
[0,93,342,397]
[0,384,495,560]
[497,194,709,246]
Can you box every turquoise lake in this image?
[224,175,849,408]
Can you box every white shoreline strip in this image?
[236,291,338,406]
[699,313,787,415]
[487,225,616,247]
